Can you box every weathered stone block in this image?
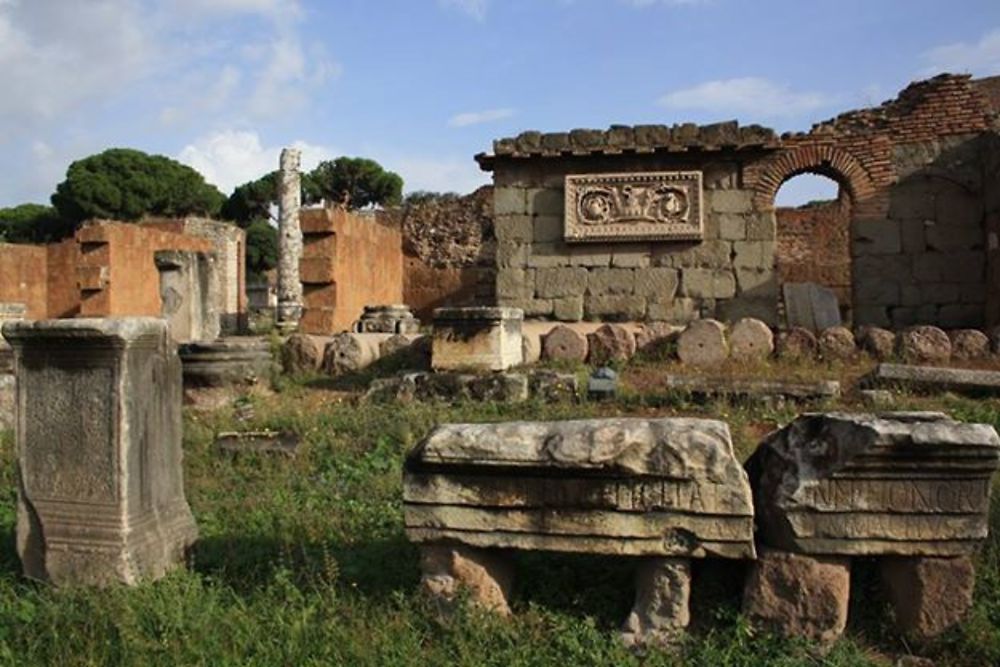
[568,245,612,267]
[323,332,393,375]
[949,329,989,360]
[707,189,754,214]
[527,243,572,268]
[494,187,527,216]
[420,544,515,615]
[867,363,1000,396]
[817,326,856,360]
[854,219,902,255]
[743,550,850,646]
[403,417,755,558]
[732,241,774,270]
[587,268,635,296]
[496,241,530,268]
[432,307,524,372]
[856,326,896,361]
[654,240,731,269]
[584,295,647,321]
[896,325,952,364]
[777,327,818,360]
[648,298,698,323]
[4,318,198,586]
[496,268,531,300]
[282,333,326,374]
[611,245,652,268]
[552,296,584,321]
[526,188,563,217]
[681,268,736,299]
[745,212,776,241]
[718,214,747,241]
[494,214,534,243]
[621,558,690,648]
[880,556,975,641]
[536,267,587,298]
[533,215,563,244]
[587,324,637,365]
[634,267,679,300]
[747,412,1000,556]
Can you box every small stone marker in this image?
[587,366,618,400]
[867,363,1000,395]
[856,326,896,361]
[432,307,524,371]
[403,418,755,646]
[541,324,588,363]
[896,325,952,364]
[744,411,1000,642]
[587,324,636,366]
[948,329,989,360]
[3,318,198,586]
[776,326,818,360]
[677,319,728,367]
[728,318,774,361]
[782,282,841,332]
[817,326,856,361]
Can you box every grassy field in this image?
[0,356,999,666]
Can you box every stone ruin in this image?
[403,417,755,646]
[402,412,999,647]
[745,412,1000,643]
[3,318,197,586]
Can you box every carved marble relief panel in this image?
[564,171,703,243]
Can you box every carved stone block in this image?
[564,171,703,243]
[3,318,198,586]
[431,307,524,372]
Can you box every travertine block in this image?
[880,555,975,640]
[4,318,198,586]
[747,412,1000,556]
[420,544,515,615]
[432,307,524,371]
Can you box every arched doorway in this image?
[774,173,853,323]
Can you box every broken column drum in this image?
[431,306,524,372]
[3,318,199,586]
[745,412,1000,641]
[403,417,755,646]
[276,147,304,330]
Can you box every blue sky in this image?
[1,0,999,208]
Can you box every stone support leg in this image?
[419,544,515,615]
[742,549,850,646]
[879,555,975,641]
[621,557,691,648]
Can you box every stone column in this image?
[276,147,303,331]
[3,318,198,586]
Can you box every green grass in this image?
[1,373,999,666]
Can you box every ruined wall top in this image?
[475,121,780,170]
[478,74,999,171]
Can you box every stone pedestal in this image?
[276,147,304,331]
[742,550,850,646]
[431,307,524,371]
[178,337,274,388]
[622,558,691,648]
[354,304,420,334]
[880,555,976,640]
[3,318,198,586]
[419,544,515,615]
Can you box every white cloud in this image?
[177,129,337,194]
[378,155,489,195]
[439,0,488,21]
[922,28,1000,76]
[658,77,835,118]
[448,108,515,127]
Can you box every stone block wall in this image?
[488,148,779,325]
[986,132,1000,326]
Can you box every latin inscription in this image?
[802,478,991,514]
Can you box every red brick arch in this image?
[752,143,877,210]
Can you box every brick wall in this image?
[775,198,852,315]
[298,207,404,334]
[0,243,48,318]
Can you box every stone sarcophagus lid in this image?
[3,318,198,586]
[564,171,703,243]
[748,412,1000,556]
[404,417,755,559]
